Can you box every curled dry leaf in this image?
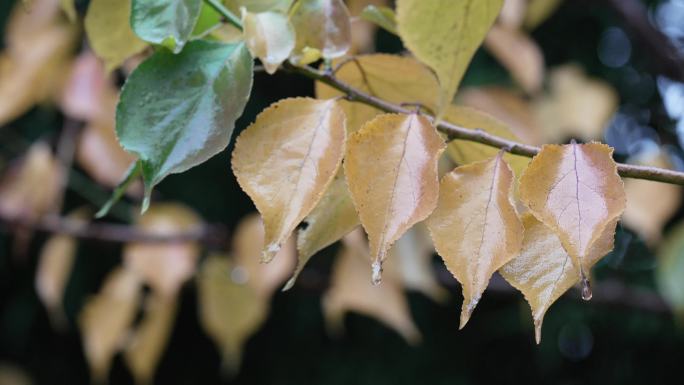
[316,54,440,133]
[285,173,359,290]
[396,0,504,117]
[123,203,202,298]
[500,213,617,343]
[232,97,346,263]
[85,0,148,72]
[79,268,142,383]
[290,0,352,62]
[197,255,269,373]
[232,213,296,298]
[35,208,89,327]
[241,9,295,74]
[534,65,618,143]
[444,105,530,177]
[427,153,523,328]
[124,294,178,385]
[484,24,544,94]
[323,229,421,344]
[622,149,681,245]
[345,113,445,284]
[0,143,62,221]
[519,142,626,294]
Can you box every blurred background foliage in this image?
[2,0,684,384]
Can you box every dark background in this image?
[1,0,684,384]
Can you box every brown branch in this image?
[284,62,684,186]
[0,214,229,248]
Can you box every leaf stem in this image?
[204,0,243,31]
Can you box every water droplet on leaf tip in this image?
[581,277,593,301]
[371,261,382,285]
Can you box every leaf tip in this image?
[580,275,593,301]
[371,261,383,286]
[282,277,296,292]
[534,318,543,344]
[459,297,479,329]
[260,243,280,263]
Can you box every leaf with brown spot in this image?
[123,203,202,298]
[285,173,360,290]
[345,113,445,284]
[519,142,626,289]
[427,153,523,328]
[500,213,617,343]
[232,97,346,263]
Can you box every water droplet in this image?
[581,277,592,301]
[371,261,382,285]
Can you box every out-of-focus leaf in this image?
[347,0,390,54]
[191,2,222,38]
[0,143,62,221]
[345,113,444,284]
[0,0,78,125]
[232,214,296,298]
[323,229,421,344]
[285,172,360,290]
[0,363,32,385]
[360,4,397,35]
[59,52,111,122]
[534,65,618,143]
[124,294,178,385]
[484,24,544,94]
[444,105,530,177]
[60,0,76,21]
[657,223,684,317]
[524,0,563,30]
[241,9,295,74]
[519,143,626,290]
[123,203,202,298]
[35,208,89,327]
[85,0,148,72]
[387,225,448,302]
[499,0,526,29]
[224,0,294,13]
[197,255,269,373]
[396,0,503,117]
[117,40,253,211]
[427,154,523,328]
[232,98,346,262]
[316,54,440,133]
[622,148,681,245]
[79,268,142,383]
[290,0,352,62]
[131,0,203,53]
[500,213,617,343]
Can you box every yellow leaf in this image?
[60,0,76,21]
[85,0,148,72]
[427,153,523,328]
[0,143,63,221]
[323,229,420,344]
[444,105,530,177]
[396,0,504,118]
[622,148,681,245]
[0,0,78,125]
[197,255,269,373]
[519,142,626,289]
[316,54,440,133]
[124,294,178,385]
[500,213,617,343]
[387,225,448,303]
[484,24,544,94]
[241,9,295,74]
[232,213,297,298]
[35,208,89,327]
[344,113,445,284]
[232,97,346,262]
[285,172,360,290]
[79,268,142,382]
[534,65,618,143]
[123,203,202,298]
[290,0,352,62]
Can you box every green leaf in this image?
[361,5,397,35]
[131,0,203,53]
[191,2,222,38]
[225,0,294,14]
[396,0,503,118]
[116,40,253,211]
